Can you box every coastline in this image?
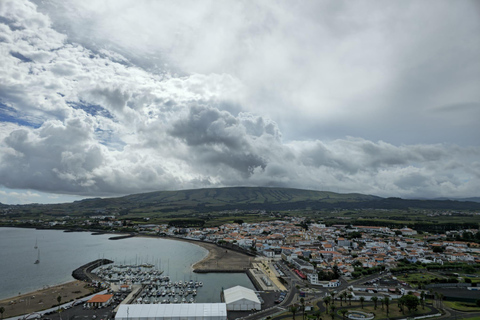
[135,235,254,272]
[0,231,255,317]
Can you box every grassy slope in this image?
[69,187,380,212]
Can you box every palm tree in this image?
[359,297,365,309]
[324,296,331,312]
[0,306,5,320]
[314,310,322,320]
[329,312,335,320]
[331,292,336,306]
[290,305,299,320]
[384,296,390,316]
[420,291,425,310]
[300,298,306,320]
[371,296,378,310]
[341,292,348,307]
[57,295,62,320]
[340,309,348,320]
[347,294,353,306]
[330,305,336,315]
[398,299,405,314]
[380,298,384,310]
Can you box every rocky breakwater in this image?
[72,259,113,282]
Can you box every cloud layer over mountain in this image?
[0,0,479,203]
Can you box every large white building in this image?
[115,304,227,320]
[222,286,261,311]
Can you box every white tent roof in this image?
[116,303,227,319]
[223,286,260,304]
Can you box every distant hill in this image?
[3,187,480,216]
[419,197,480,203]
[69,187,381,211]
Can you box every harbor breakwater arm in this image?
[72,259,113,282]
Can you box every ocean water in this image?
[0,227,254,302]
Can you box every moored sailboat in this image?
[34,248,40,264]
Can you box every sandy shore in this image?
[0,280,94,318]
[138,235,254,272]
[136,235,254,272]
[185,240,253,272]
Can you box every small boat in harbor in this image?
[34,248,40,264]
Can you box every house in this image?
[307,272,319,285]
[87,294,113,308]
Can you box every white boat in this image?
[34,248,40,264]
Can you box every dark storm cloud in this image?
[1,0,480,204]
[169,105,268,177]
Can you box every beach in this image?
[170,238,253,272]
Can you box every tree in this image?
[314,310,322,320]
[384,296,390,316]
[476,299,480,308]
[330,305,336,315]
[300,298,306,320]
[420,291,425,309]
[329,312,335,320]
[371,296,378,310]
[380,298,384,310]
[340,309,348,320]
[400,295,420,314]
[0,307,5,320]
[398,299,405,314]
[57,295,62,320]
[290,305,299,320]
[341,292,348,307]
[324,296,331,312]
[331,292,336,306]
[347,294,353,306]
[359,297,365,309]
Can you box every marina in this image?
[93,264,205,304]
[0,228,255,304]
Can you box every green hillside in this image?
[2,187,480,229]
[71,187,380,210]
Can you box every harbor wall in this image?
[72,259,113,282]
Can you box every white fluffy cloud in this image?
[0,0,479,203]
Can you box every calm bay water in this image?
[0,227,254,302]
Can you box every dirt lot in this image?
[0,280,94,318]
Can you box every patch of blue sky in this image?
[95,128,126,150]
[10,51,33,63]
[68,101,114,119]
[0,102,41,128]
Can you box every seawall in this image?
[72,259,113,282]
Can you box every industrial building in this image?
[115,303,227,320]
[222,286,261,311]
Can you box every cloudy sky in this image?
[0,0,479,204]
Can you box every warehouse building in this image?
[115,303,227,320]
[222,286,261,311]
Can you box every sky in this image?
[0,0,479,204]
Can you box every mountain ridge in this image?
[3,187,480,215]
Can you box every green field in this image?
[444,301,480,312]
